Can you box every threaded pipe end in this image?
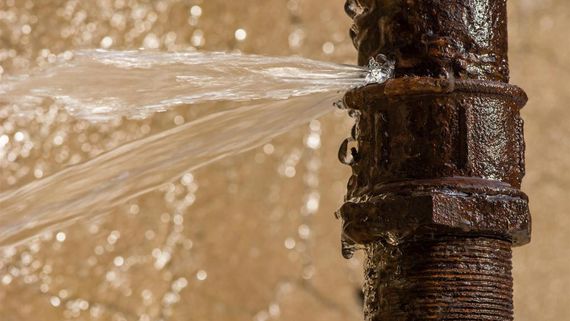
[364,235,513,321]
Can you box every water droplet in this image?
[284,238,296,250]
[0,135,9,146]
[196,270,207,281]
[190,5,202,17]
[21,24,31,35]
[298,224,311,239]
[365,54,395,84]
[341,238,357,259]
[34,168,44,179]
[269,303,281,317]
[288,28,305,49]
[338,138,359,165]
[2,274,13,285]
[333,99,346,110]
[348,109,361,118]
[144,230,156,240]
[351,124,358,139]
[234,28,247,41]
[255,311,269,321]
[305,132,321,149]
[107,231,120,244]
[322,42,335,55]
[173,115,184,125]
[191,29,205,47]
[55,232,66,242]
[143,33,160,49]
[263,143,274,155]
[284,166,296,178]
[50,296,61,307]
[14,131,25,142]
[305,194,319,213]
[172,277,188,292]
[113,256,124,267]
[129,204,140,215]
[100,36,113,49]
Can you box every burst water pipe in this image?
[338,1,530,320]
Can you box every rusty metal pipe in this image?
[338,1,530,320]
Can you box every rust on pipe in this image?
[338,1,531,320]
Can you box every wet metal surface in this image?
[340,0,530,320]
[345,0,509,81]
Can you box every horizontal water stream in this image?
[0,50,394,247]
[0,50,387,121]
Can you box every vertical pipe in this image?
[339,1,531,320]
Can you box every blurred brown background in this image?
[0,0,568,320]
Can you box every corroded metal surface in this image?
[363,236,514,321]
[339,0,530,320]
[345,0,509,81]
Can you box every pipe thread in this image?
[365,236,513,321]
